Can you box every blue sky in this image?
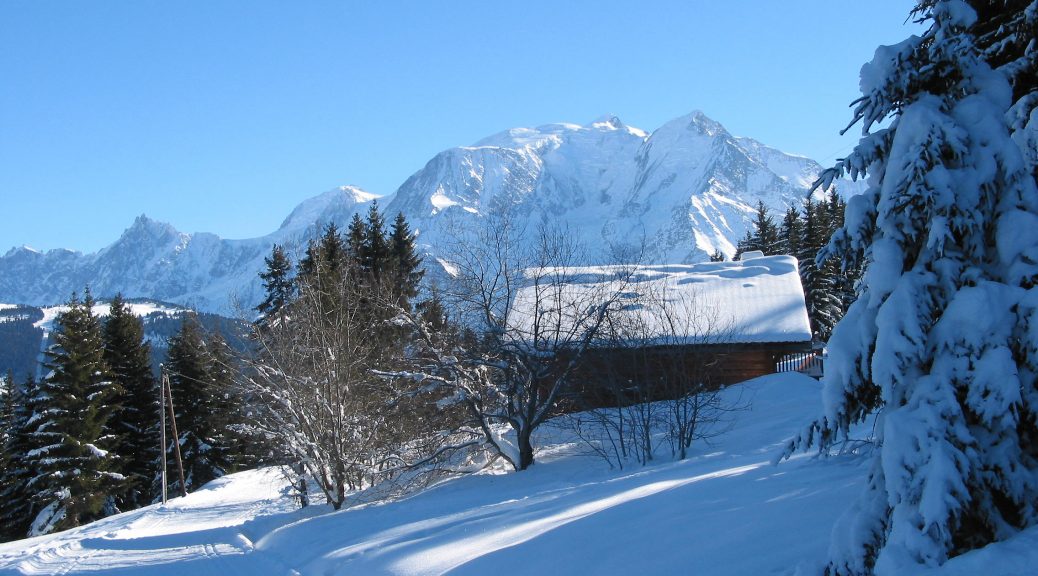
[0,1,922,253]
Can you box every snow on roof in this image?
[508,254,812,345]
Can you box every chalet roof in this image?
[507,254,812,346]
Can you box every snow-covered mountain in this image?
[387,111,855,264]
[0,186,376,315]
[0,111,862,315]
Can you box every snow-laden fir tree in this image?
[0,374,39,541]
[780,203,804,257]
[0,371,13,452]
[27,292,124,536]
[804,196,846,341]
[822,190,861,318]
[256,244,295,322]
[389,211,425,309]
[162,315,234,494]
[203,327,252,470]
[784,1,1038,573]
[0,371,19,541]
[362,201,390,280]
[736,200,782,257]
[102,294,159,509]
[346,213,366,261]
[299,223,348,286]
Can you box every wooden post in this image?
[163,370,188,498]
[160,365,168,505]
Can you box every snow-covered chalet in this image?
[507,253,814,405]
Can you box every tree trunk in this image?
[517,427,535,471]
[332,479,345,510]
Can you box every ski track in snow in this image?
[0,468,303,575]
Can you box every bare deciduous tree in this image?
[240,272,385,509]
[240,250,483,509]
[384,218,630,471]
[567,284,743,468]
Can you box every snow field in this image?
[0,373,1033,575]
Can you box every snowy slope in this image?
[0,111,861,315]
[29,300,186,332]
[2,373,1029,576]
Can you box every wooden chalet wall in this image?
[561,340,812,409]
[717,342,813,384]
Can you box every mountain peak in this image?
[587,114,649,138]
[589,114,623,130]
[126,214,178,237]
[3,245,41,258]
[105,215,181,254]
[685,110,727,137]
[337,185,379,204]
[279,185,381,232]
[645,110,731,148]
[131,213,155,228]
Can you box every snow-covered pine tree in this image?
[28,292,123,535]
[797,198,842,341]
[362,201,389,280]
[780,202,804,257]
[0,370,12,446]
[298,223,348,288]
[346,212,366,262]
[203,327,250,471]
[0,374,37,541]
[0,372,17,541]
[102,294,159,510]
[785,1,1038,573]
[388,212,425,309]
[812,197,845,341]
[735,201,780,259]
[256,244,295,322]
[751,199,782,255]
[824,189,861,318]
[966,0,1037,182]
[163,315,230,494]
[734,229,755,260]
